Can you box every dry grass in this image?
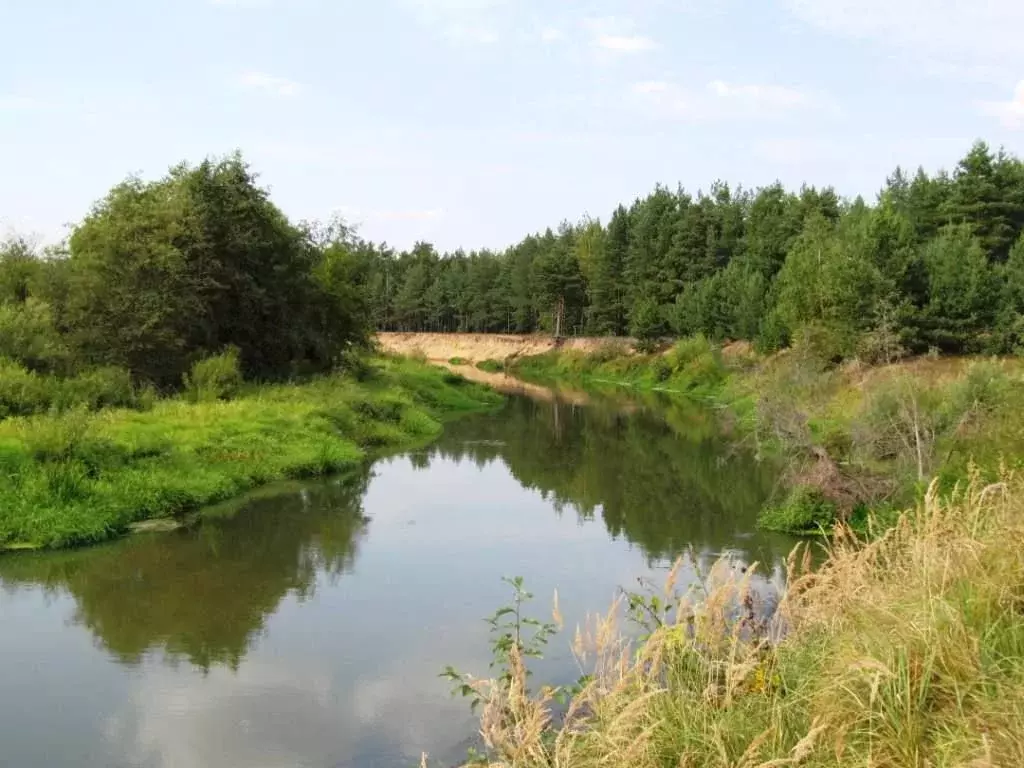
[469,469,1024,767]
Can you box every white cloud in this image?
[235,71,306,97]
[0,95,50,111]
[632,79,829,121]
[979,81,1024,130]
[595,34,657,53]
[539,26,564,43]
[708,80,810,110]
[444,23,499,44]
[585,16,658,54]
[784,0,1024,73]
[209,0,273,6]
[406,0,505,45]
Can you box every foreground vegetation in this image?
[0,356,498,551]
[460,473,1024,767]
[503,337,1024,535]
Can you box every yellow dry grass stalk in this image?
[471,467,1024,767]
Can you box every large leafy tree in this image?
[65,154,365,385]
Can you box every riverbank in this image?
[0,357,501,551]
[473,472,1024,767]
[428,335,1024,534]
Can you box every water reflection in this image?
[429,392,789,565]
[0,389,796,768]
[0,473,370,670]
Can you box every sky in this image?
[2,0,1024,252]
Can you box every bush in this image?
[183,347,243,402]
[791,322,855,367]
[56,366,135,411]
[0,358,51,417]
[0,299,70,374]
[949,360,1011,416]
[666,335,726,389]
[758,485,837,533]
[477,359,504,373]
[336,349,375,382]
[587,340,629,364]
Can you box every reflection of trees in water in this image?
[431,395,794,566]
[0,470,371,670]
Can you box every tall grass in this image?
[468,471,1024,767]
[0,357,500,550]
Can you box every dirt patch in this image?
[377,333,636,364]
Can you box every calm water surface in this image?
[0,389,794,768]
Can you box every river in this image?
[0,386,794,768]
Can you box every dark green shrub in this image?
[56,366,135,411]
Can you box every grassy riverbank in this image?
[473,473,1024,767]
[504,338,1024,533]
[0,357,500,551]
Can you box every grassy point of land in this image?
[0,357,501,551]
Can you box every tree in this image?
[587,206,628,335]
[65,154,366,385]
[915,225,1001,352]
[943,141,1024,262]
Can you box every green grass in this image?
[0,357,500,550]
[511,336,727,396]
[476,359,505,373]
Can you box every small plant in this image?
[441,577,560,712]
[587,340,629,364]
[448,356,470,366]
[183,347,243,402]
[336,349,374,382]
[476,359,505,373]
[758,485,837,534]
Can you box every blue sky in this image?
[2,0,1023,251]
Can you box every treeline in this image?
[6,139,1024,411]
[1,153,371,415]
[362,141,1024,359]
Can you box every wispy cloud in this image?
[235,71,307,97]
[784,0,1024,75]
[444,23,499,44]
[595,34,657,53]
[406,0,505,45]
[209,0,273,7]
[585,17,658,54]
[0,95,51,111]
[632,79,831,121]
[978,81,1024,129]
[539,26,564,44]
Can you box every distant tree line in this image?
[4,140,1024,404]
[361,140,1024,359]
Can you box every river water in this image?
[0,387,794,768]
